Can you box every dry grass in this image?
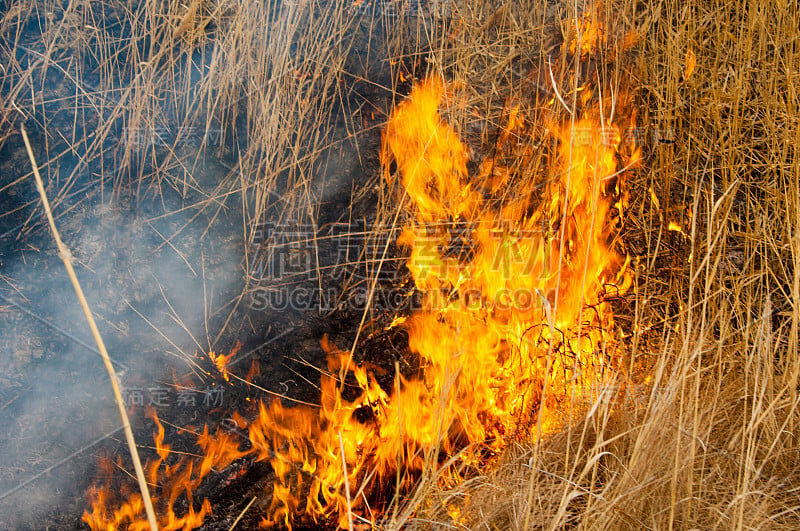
[390,1,800,530]
[0,0,403,336]
[2,0,799,529]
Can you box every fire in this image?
[84,11,641,528]
[251,73,637,527]
[208,341,241,382]
[567,3,606,57]
[208,351,233,381]
[82,408,241,530]
[380,76,638,445]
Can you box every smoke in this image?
[0,164,245,527]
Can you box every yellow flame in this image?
[668,221,684,234]
[85,13,642,522]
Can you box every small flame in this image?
[566,4,606,56]
[245,359,261,387]
[82,408,247,530]
[208,341,241,382]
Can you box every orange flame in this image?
[85,13,640,526]
[251,73,639,526]
[566,3,606,57]
[381,76,638,442]
[208,341,241,382]
[82,408,247,530]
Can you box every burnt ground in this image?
[0,103,404,528]
[0,4,438,529]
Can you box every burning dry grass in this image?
[400,1,800,530]
[2,0,800,529]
